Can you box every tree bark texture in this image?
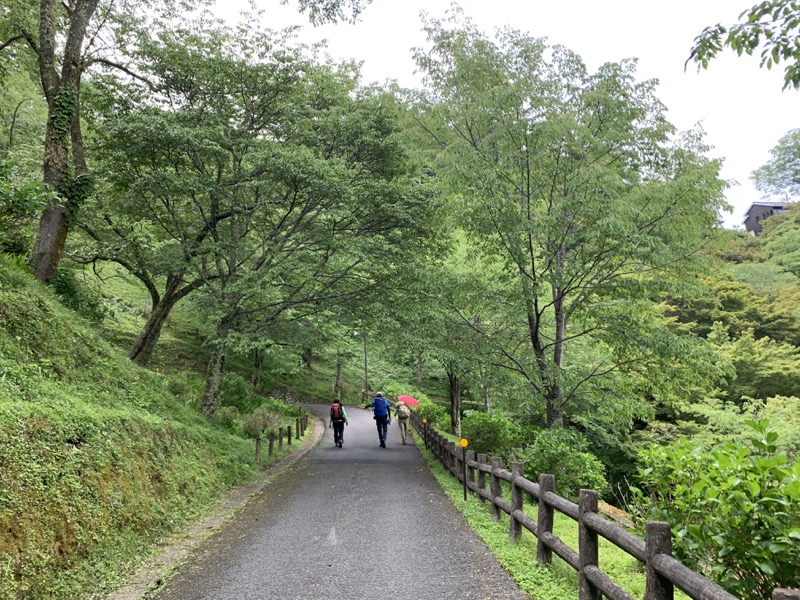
[29,0,100,281]
[251,348,264,390]
[129,275,203,365]
[199,344,226,419]
[448,369,462,437]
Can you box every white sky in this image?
[216,0,800,229]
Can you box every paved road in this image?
[155,403,528,600]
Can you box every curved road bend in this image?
[155,403,528,600]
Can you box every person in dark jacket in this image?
[368,391,391,447]
[329,399,348,448]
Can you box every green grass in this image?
[412,432,690,600]
[0,256,311,599]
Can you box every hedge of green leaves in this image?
[632,419,800,599]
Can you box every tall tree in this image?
[751,128,800,200]
[0,0,374,283]
[414,14,728,428]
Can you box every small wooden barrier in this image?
[410,413,800,600]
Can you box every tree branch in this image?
[83,57,155,89]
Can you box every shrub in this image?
[213,406,241,433]
[460,410,523,457]
[631,419,800,599]
[509,428,608,501]
[416,398,448,428]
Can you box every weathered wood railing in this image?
[265,414,309,458]
[411,413,800,600]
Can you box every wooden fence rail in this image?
[410,413,800,600]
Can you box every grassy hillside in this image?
[0,255,301,599]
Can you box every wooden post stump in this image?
[579,489,600,600]
[537,474,555,565]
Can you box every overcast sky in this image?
[216,0,799,229]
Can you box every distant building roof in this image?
[743,201,794,235]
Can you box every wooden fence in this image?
[411,413,800,600]
[257,415,309,462]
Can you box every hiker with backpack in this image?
[369,391,391,448]
[329,399,348,448]
[395,400,411,445]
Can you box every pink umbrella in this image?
[397,394,419,407]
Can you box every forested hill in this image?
[3,0,800,597]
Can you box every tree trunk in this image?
[29,0,100,282]
[129,295,178,365]
[448,369,462,437]
[129,275,203,365]
[334,357,343,401]
[302,347,313,369]
[199,344,226,419]
[251,348,263,389]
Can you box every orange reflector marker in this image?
[460,438,468,448]
[422,418,427,424]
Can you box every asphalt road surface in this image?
[155,403,528,600]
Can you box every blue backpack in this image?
[373,396,389,418]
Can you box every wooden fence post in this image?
[255,437,262,464]
[268,431,275,457]
[448,442,457,476]
[579,489,600,600]
[467,450,476,490]
[490,456,503,522]
[645,521,674,600]
[510,462,524,542]
[477,454,487,502]
[278,428,283,450]
[295,418,300,440]
[287,424,292,445]
[537,473,555,565]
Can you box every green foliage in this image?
[290,0,373,24]
[50,266,107,322]
[509,428,609,501]
[632,420,800,599]
[751,128,800,199]
[419,433,676,600]
[414,14,727,428]
[663,272,800,345]
[460,410,523,457]
[760,203,800,279]
[0,258,259,599]
[690,1,800,90]
[416,398,449,428]
[52,85,78,141]
[0,160,52,255]
[711,329,800,402]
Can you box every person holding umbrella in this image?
[368,391,391,447]
[395,400,412,445]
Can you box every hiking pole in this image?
[460,438,469,501]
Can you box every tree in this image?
[414,14,728,428]
[289,0,373,24]
[760,203,800,279]
[750,129,800,200]
[0,0,375,283]
[689,0,800,90]
[83,20,442,415]
[752,128,800,200]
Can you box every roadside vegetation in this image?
[2,0,800,598]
